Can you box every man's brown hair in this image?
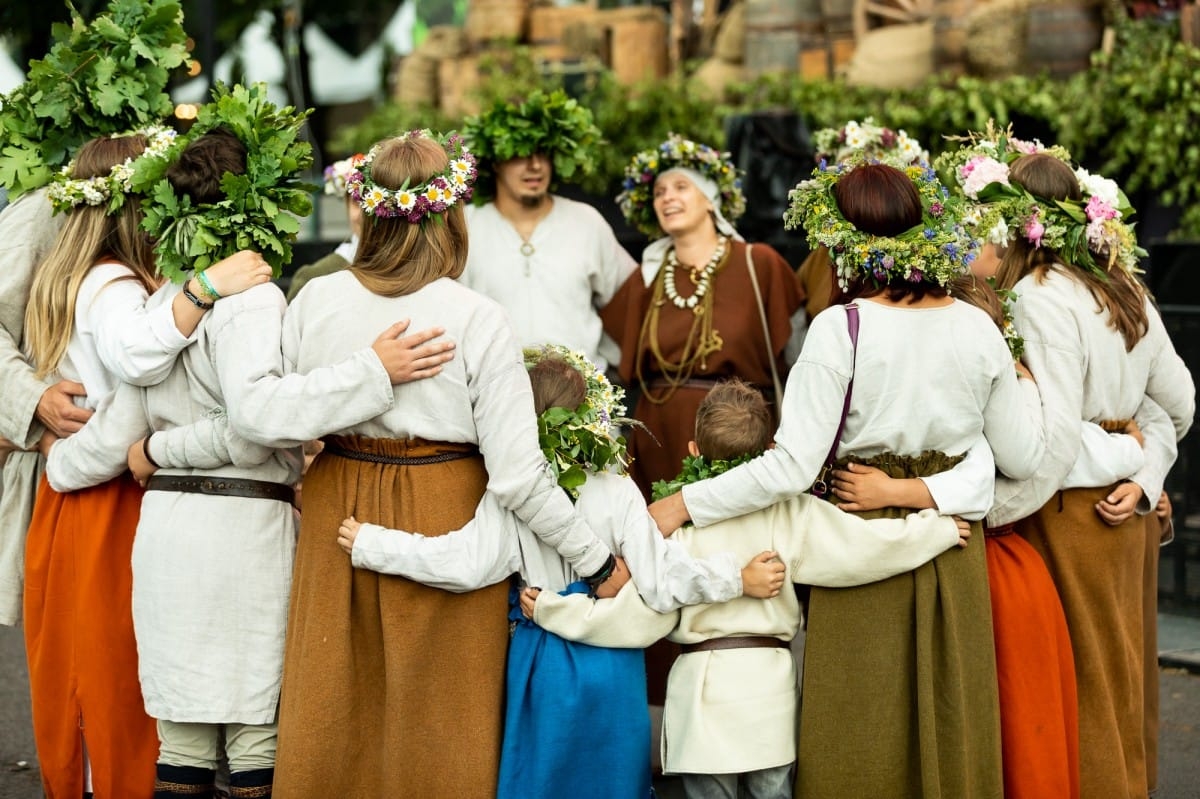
[694,379,772,461]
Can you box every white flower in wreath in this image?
[1075,167,1120,207]
[395,189,416,212]
[986,217,1010,245]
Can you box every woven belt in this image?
[145,474,295,505]
[321,439,478,466]
[680,635,790,655]
[985,522,1016,538]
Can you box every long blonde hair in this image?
[993,153,1148,351]
[26,134,159,379]
[350,135,468,298]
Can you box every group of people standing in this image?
[0,8,1195,799]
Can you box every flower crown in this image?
[324,154,364,196]
[463,89,602,202]
[135,82,315,282]
[784,157,978,291]
[933,123,1145,279]
[617,133,746,239]
[346,130,476,223]
[524,344,633,499]
[813,117,928,168]
[46,126,178,214]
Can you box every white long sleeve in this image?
[45,381,149,491]
[1062,422,1145,490]
[919,438,995,520]
[683,300,1042,527]
[148,410,276,471]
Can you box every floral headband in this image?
[934,123,1145,278]
[617,133,746,239]
[784,157,978,291]
[524,344,633,499]
[813,117,927,168]
[46,126,178,214]
[346,130,477,223]
[324,154,364,196]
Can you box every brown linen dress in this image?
[272,436,509,799]
[602,239,802,501]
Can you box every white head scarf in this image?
[639,167,744,286]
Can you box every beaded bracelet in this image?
[182,283,214,310]
[196,270,221,300]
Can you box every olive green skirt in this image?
[796,450,1002,799]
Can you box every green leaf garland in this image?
[0,0,189,198]
[135,82,315,282]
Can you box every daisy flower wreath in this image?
[47,125,178,214]
[345,130,477,223]
[324,153,364,196]
[933,123,1146,279]
[617,133,746,239]
[134,82,315,283]
[813,117,928,168]
[524,344,635,499]
[783,157,978,291]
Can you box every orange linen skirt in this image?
[23,473,157,799]
[985,526,1079,799]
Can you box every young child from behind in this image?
[530,378,970,799]
[335,346,787,799]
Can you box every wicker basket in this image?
[465,0,530,45]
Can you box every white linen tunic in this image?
[352,471,742,611]
[529,498,961,775]
[462,198,637,372]
[989,269,1195,525]
[682,299,1046,525]
[46,282,393,724]
[0,189,61,625]
[282,271,613,576]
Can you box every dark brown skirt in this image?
[1017,486,1146,799]
[796,451,1002,799]
[273,436,509,799]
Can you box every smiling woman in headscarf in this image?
[602,134,803,505]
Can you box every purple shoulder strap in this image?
[823,303,860,467]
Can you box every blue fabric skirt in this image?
[498,582,654,799]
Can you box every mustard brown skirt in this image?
[272,436,510,799]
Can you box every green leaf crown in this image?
[617,133,746,239]
[784,156,978,291]
[463,89,602,202]
[135,82,315,283]
[651,452,758,503]
[524,344,633,500]
[933,123,1146,280]
[0,0,190,198]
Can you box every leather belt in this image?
[680,635,790,655]
[321,440,479,466]
[145,474,295,505]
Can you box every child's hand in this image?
[953,517,971,548]
[200,250,273,298]
[520,587,541,619]
[741,551,786,599]
[594,556,630,598]
[1095,481,1143,526]
[337,516,362,555]
[127,438,158,486]
[831,463,896,512]
[371,320,456,384]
